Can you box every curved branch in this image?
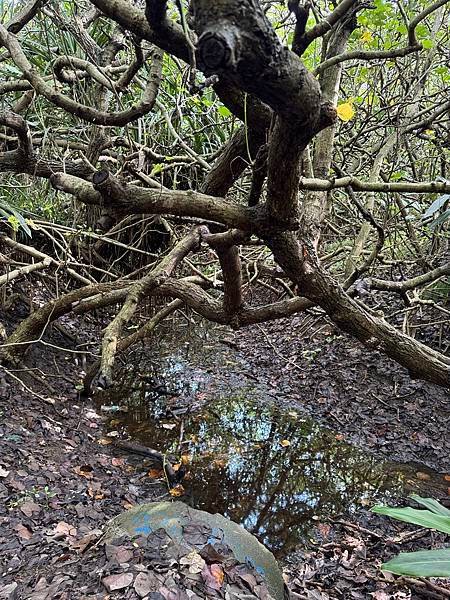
[297,0,356,54]
[314,44,421,76]
[0,113,93,179]
[99,227,204,386]
[362,262,450,293]
[89,0,189,62]
[50,172,260,231]
[0,25,163,126]
[408,0,449,46]
[0,110,33,157]
[7,0,48,34]
[202,229,246,317]
[53,56,116,90]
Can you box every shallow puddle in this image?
[95,329,444,557]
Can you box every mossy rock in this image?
[104,501,287,600]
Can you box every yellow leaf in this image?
[181,454,192,465]
[360,30,373,44]
[336,102,355,122]
[211,564,224,586]
[169,484,185,497]
[280,439,291,447]
[425,129,435,137]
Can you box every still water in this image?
[95,327,443,557]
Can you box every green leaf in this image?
[422,194,450,218]
[371,505,450,535]
[429,209,450,230]
[381,549,450,577]
[218,106,232,118]
[410,495,450,517]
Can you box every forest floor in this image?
[1,298,450,599]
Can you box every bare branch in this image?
[0,25,163,126]
[298,176,450,193]
[408,0,450,46]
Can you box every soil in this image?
[1,296,449,599]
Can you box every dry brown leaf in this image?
[20,500,41,517]
[181,454,192,465]
[14,523,33,540]
[98,438,112,446]
[53,521,77,538]
[148,468,164,479]
[102,573,134,592]
[74,465,94,479]
[169,484,185,497]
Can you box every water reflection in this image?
[94,347,440,557]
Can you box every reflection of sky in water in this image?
[96,341,444,557]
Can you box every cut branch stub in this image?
[192,0,321,125]
[92,169,126,206]
[196,29,236,73]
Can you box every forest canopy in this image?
[0,0,449,388]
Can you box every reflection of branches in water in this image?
[96,380,408,555]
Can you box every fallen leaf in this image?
[370,591,390,600]
[134,572,156,598]
[180,550,206,574]
[162,423,177,430]
[317,523,331,539]
[210,564,224,587]
[181,454,191,465]
[0,583,18,599]
[98,438,112,446]
[169,484,185,497]
[105,544,134,564]
[20,501,41,517]
[443,475,450,482]
[202,564,223,590]
[102,572,134,591]
[335,434,345,441]
[87,486,104,500]
[280,439,290,447]
[74,465,94,479]
[112,457,125,467]
[14,523,33,539]
[52,521,77,538]
[148,468,164,479]
[71,531,101,552]
[0,466,9,478]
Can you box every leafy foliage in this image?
[372,495,450,577]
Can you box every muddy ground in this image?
[0,299,449,599]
